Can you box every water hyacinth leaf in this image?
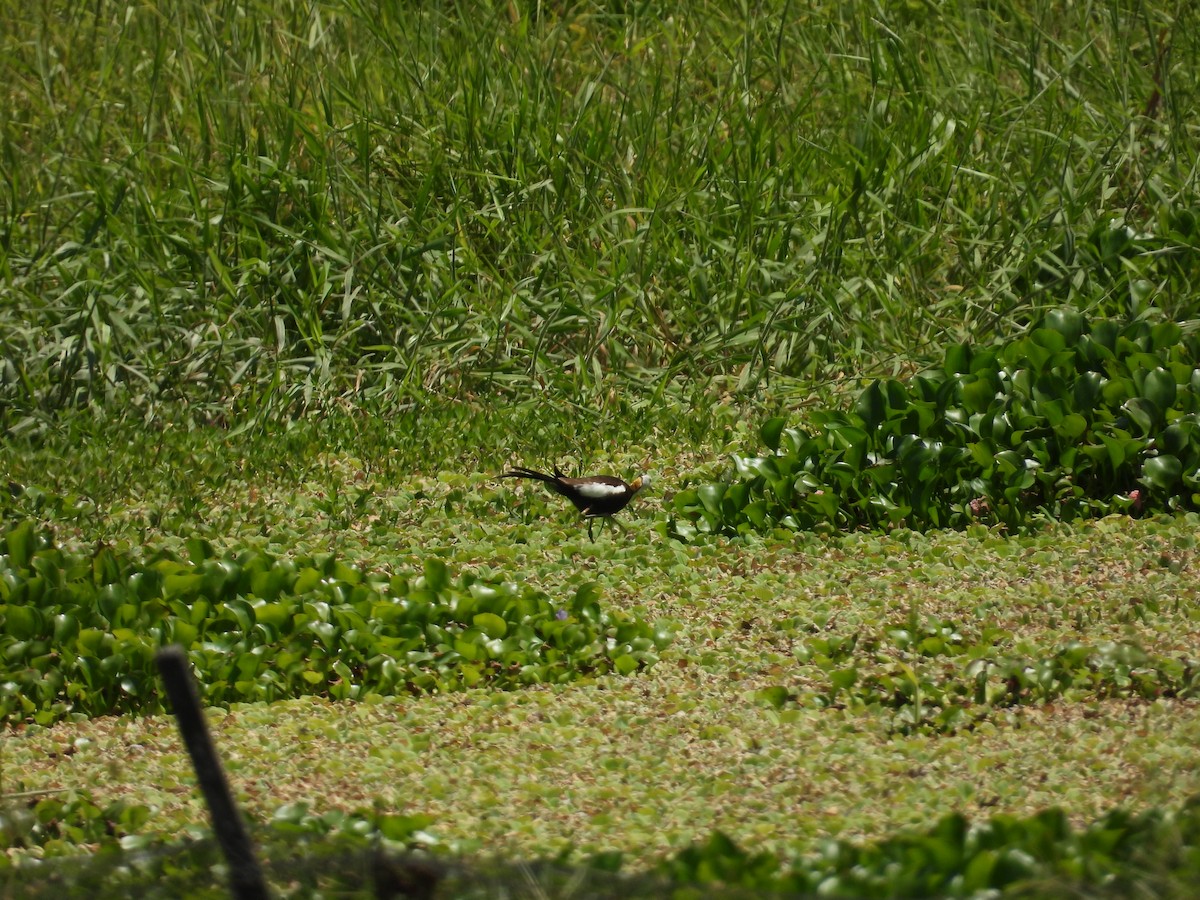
[756,685,791,709]
[1043,308,1085,344]
[1160,423,1193,456]
[5,521,35,570]
[1059,414,1088,440]
[5,605,40,640]
[1099,433,1128,469]
[53,612,79,642]
[744,500,770,528]
[1036,397,1065,427]
[185,538,215,562]
[1030,326,1067,354]
[1142,367,1177,412]
[855,381,886,431]
[1151,321,1183,350]
[882,379,910,411]
[294,567,322,594]
[1123,398,1158,434]
[828,424,869,470]
[697,484,726,516]
[575,581,602,607]
[1124,353,1166,382]
[959,375,995,415]
[830,667,858,692]
[944,342,971,375]
[0,522,665,724]
[92,547,121,585]
[968,442,994,469]
[759,416,786,452]
[669,312,1200,540]
[669,488,698,518]
[423,558,449,593]
[722,482,749,515]
[1007,367,1033,398]
[250,566,287,601]
[473,612,507,639]
[613,655,639,676]
[170,619,198,646]
[1073,372,1104,412]
[809,490,840,521]
[255,603,291,630]
[1142,455,1183,490]
[1032,373,1068,403]
[1088,318,1120,350]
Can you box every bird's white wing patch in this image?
[576,482,627,498]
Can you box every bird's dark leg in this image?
[588,519,595,542]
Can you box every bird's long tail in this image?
[499,465,563,485]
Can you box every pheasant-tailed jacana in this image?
[500,465,651,541]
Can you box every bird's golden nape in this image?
[499,465,651,541]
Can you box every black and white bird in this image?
[500,465,651,541]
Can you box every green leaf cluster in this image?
[768,611,1199,735]
[0,522,667,726]
[9,787,1200,898]
[1,793,438,897]
[664,801,1200,898]
[0,792,152,858]
[0,792,432,858]
[672,313,1200,536]
[827,638,1197,736]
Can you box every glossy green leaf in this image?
[1142,367,1177,412]
[944,343,971,375]
[5,604,40,640]
[91,548,121,585]
[1160,423,1192,456]
[1059,414,1088,440]
[575,582,602,607]
[1150,321,1183,350]
[1073,372,1103,413]
[423,558,449,593]
[6,521,34,570]
[1123,398,1157,434]
[855,381,886,431]
[1030,326,1067,354]
[169,620,198,646]
[1043,308,1085,344]
[744,500,769,528]
[255,603,290,630]
[1142,455,1183,490]
[959,376,995,415]
[697,484,727,516]
[613,654,639,676]
[473,612,507,639]
[968,442,993,469]
[1090,319,1120,349]
[759,417,786,452]
[185,538,214,562]
[294,567,322,594]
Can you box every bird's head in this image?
[631,473,652,492]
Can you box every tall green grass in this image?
[2,0,1197,434]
